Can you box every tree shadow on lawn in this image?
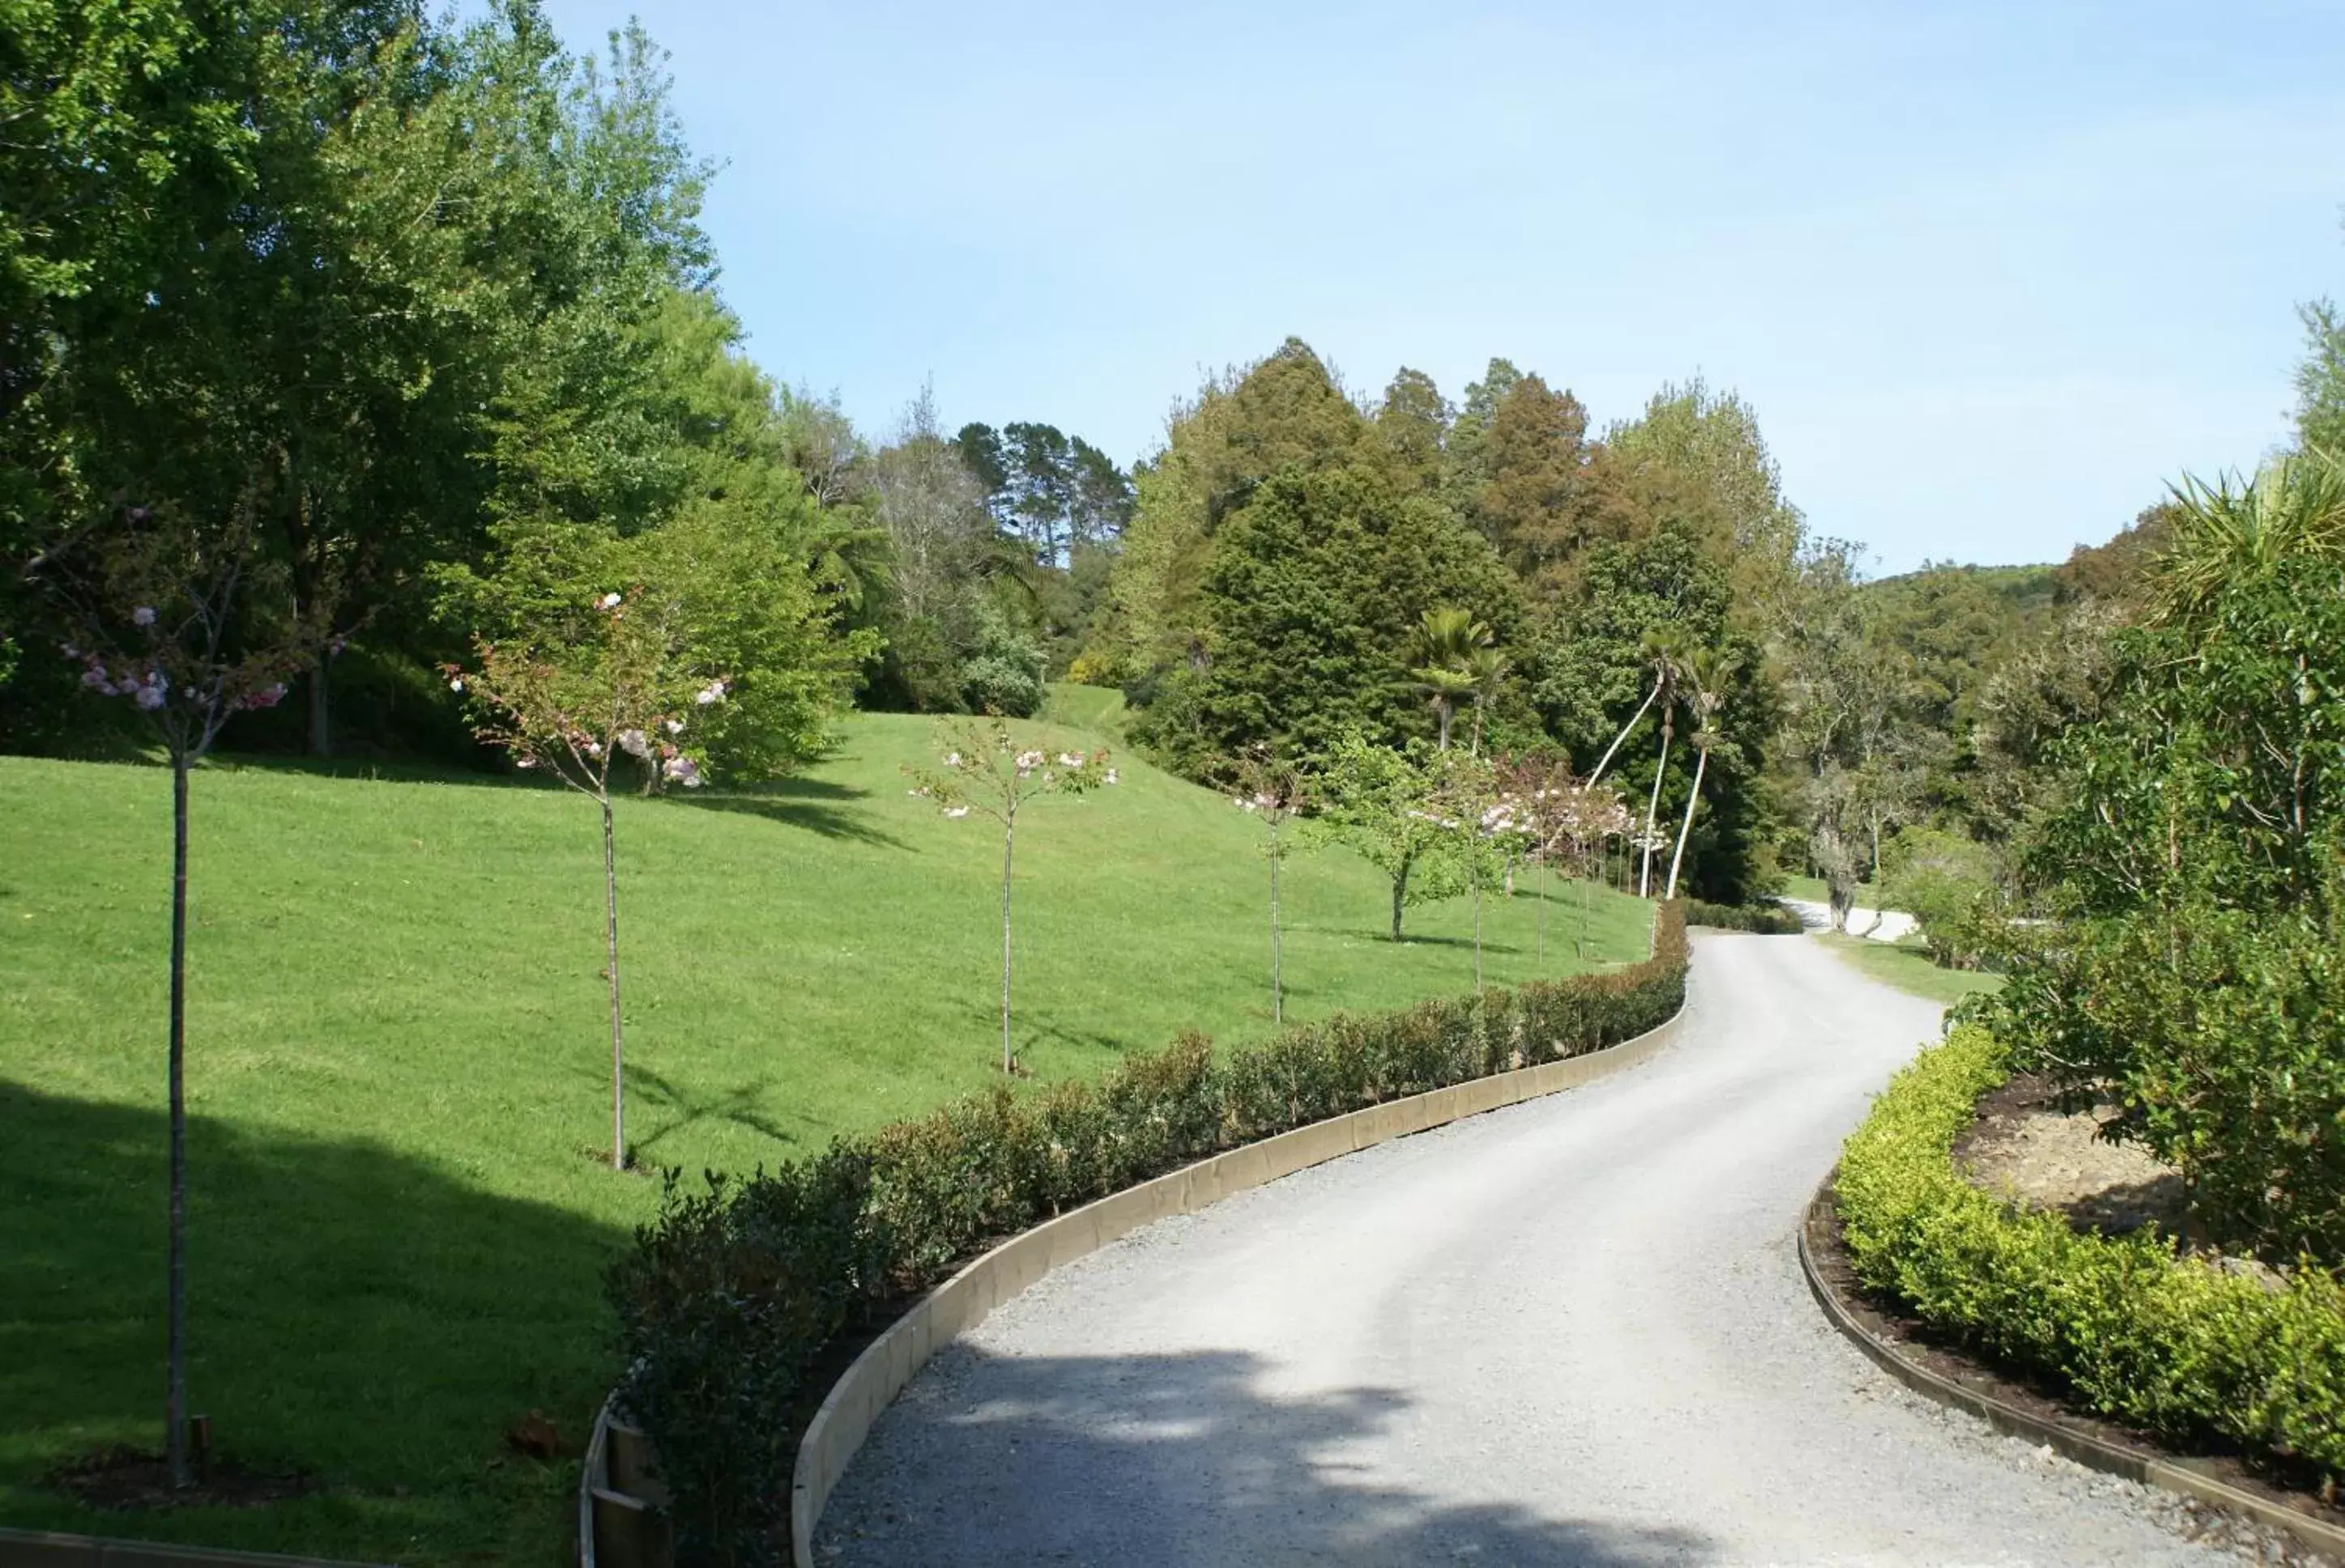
[818,1344,1720,1566]
[1319,928,1526,954]
[624,1064,800,1161]
[0,1080,629,1556]
[667,778,911,850]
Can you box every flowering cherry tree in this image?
[908,718,1115,1074]
[1229,747,1309,1024]
[53,492,322,1489]
[1428,751,1509,992]
[445,587,718,1171]
[1501,753,1634,966]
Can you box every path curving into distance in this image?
[818,935,2249,1566]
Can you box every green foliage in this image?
[1312,731,1468,940]
[1128,463,1518,770]
[1683,899,1802,935]
[2297,296,2345,458]
[957,597,1049,718]
[1980,900,2345,1262]
[1876,827,1998,969]
[1094,338,1366,677]
[1836,1025,2345,1482]
[611,903,1687,1563]
[1976,458,2345,1263]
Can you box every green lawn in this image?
[0,705,1651,1562]
[1780,873,1876,905]
[1820,933,2004,1007]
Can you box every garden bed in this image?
[1831,1027,2345,1540]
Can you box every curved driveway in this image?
[821,935,2247,1566]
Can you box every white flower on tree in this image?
[906,717,1115,1074]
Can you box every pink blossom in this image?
[662,755,702,787]
[1015,749,1044,771]
[597,591,623,610]
[1058,752,1084,767]
[942,751,962,767]
[79,667,111,690]
[694,680,727,706]
[941,805,970,819]
[1103,769,1119,786]
[449,676,465,692]
[328,636,347,657]
[663,718,684,735]
[616,728,650,760]
[131,606,156,627]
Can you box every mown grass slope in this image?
[0,705,1650,1561]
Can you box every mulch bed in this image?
[43,1443,318,1511]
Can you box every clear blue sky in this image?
[537,1,2344,574]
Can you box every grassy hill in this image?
[0,702,1651,1561]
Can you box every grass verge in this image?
[1821,933,2002,1006]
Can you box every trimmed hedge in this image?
[1836,1024,2345,1485]
[611,901,1688,1565]
[1686,898,1805,935]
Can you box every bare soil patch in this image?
[43,1443,318,1511]
[1955,1072,2192,1241]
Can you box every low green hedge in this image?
[1836,1024,2345,1485]
[1686,898,1805,935]
[612,901,1687,1565]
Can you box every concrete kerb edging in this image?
[0,1527,378,1568]
[785,1001,1689,1568]
[1797,1181,2345,1562]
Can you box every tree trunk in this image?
[306,654,331,757]
[1537,862,1546,969]
[1390,858,1409,941]
[1435,701,1452,752]
[1639,730,1671,897]
[1472,869,1483,993]
[1589,680,1660,786]
[1268,837,1282,1025]
[601,794,625,1171]
[1665,745,1709,901]
[166,751,190,1489]
[1000,816,1016,1073]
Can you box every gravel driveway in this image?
[818,934,2274,1566]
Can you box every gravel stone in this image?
[817,935,2327,1567]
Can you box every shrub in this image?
[1835,1024,2345,1485]
[1976,900,2345,1262]
[1685,898,1803,935]
[610,902,1686,1565]
[1875,827,1998,968]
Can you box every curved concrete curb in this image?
[1798,1182,2345,1562]
[787,1003,1687,1568]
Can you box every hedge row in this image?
[611,901,1687,1565]
[1686,898,1805,935]
[1835,1024,2345,1484]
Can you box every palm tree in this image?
[2155,451,2345,628]
[1665,646,1742,901]
[1636,628,1690,898]
[1409,607,1494,750]
[1465,645,1509,754]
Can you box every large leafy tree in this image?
[1092,338,1365,678]
[1132,462,1518,773]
